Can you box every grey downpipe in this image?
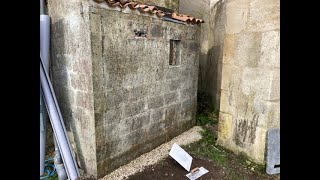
[40,1,50,70]
[40,0,45,15]
[40,0,49,176]
[40,54,80,180]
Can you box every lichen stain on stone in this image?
[233,113,259,148]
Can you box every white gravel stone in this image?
[99,126,203,180]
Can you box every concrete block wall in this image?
[48,0,200,178]
[89,5,200,177]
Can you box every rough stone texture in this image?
[91,6,199,178]
[173,0,280,166]
[48,0,97,176]
[179,0,224,107]
[224,0,249,34]
[216,0,280,164]
[179,0,280,165]
[247,0,280,32]
[179,0,211,19]
[205,0,227,107]
[48,1,200,178]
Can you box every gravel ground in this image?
[100,126,203,180]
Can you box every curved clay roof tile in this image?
[93,0,204,24]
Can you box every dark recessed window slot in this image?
[169,39,181,66]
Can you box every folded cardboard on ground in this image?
[169,143,193,172]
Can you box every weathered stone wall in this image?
[180,0,280,164]
[179,0,210,97]
[179,0,210,18]
[89,5,200,177]
[217,0,280,164]
[206,0,226,107]
[48,0,98,176]
[48,0,200,178]
[179,0,225,107]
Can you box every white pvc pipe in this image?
[40,14,50,176]
[54,137,68,180]
[40,15,50,70]
[40,54,80,180]
[41,9,68,179]
[40,87,46,176]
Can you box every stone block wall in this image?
[179,0,226,107]
[179,0,280,164]
[217,0,280,164]
[205,0,227,107]
[179,0,210,99]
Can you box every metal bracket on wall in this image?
[134,29,147,38]
[266,128,280,174]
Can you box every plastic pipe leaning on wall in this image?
[40,1,68,178]
[40,0,50,174]
[40,54,80,180]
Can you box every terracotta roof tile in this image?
[171,12,205,24]
[93,0,204,25]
